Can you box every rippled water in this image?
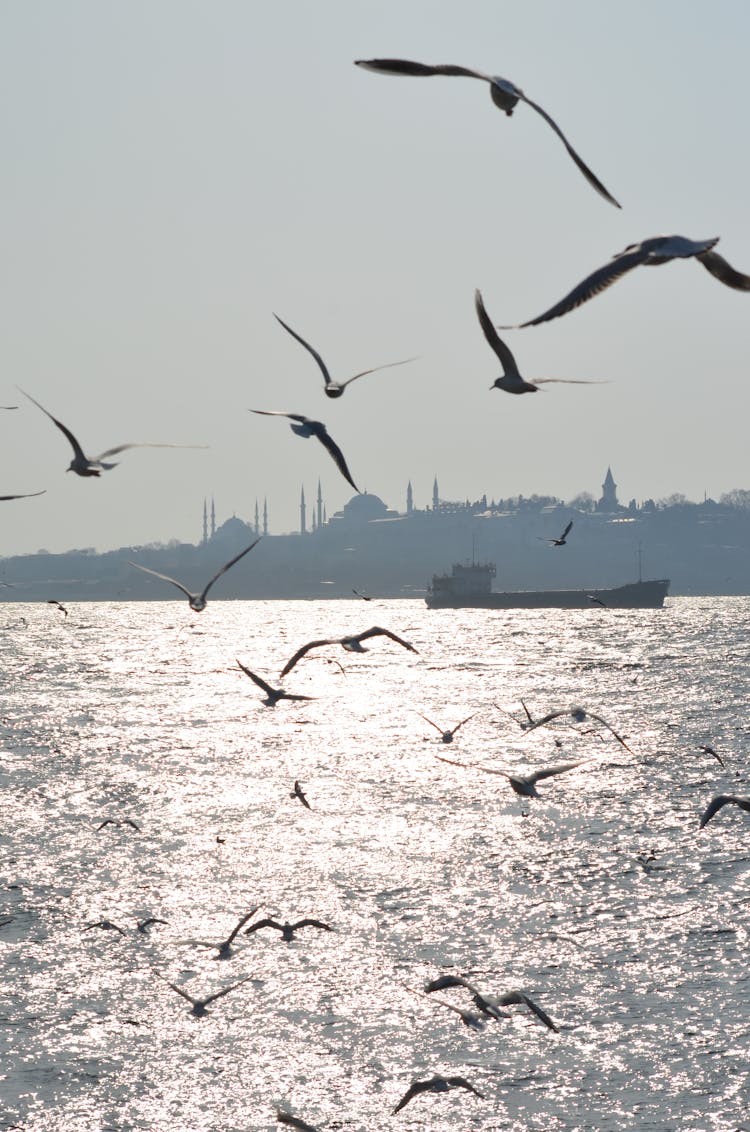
[1,597,749,1131]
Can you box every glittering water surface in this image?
[1,597,749,1131]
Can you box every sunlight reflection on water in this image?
[0,597,749,1130]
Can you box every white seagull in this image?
[280,626,418,678]
[250,410,360,493]
[274,313,415,399]
[475,290,603,394]
[18,387,206,477]
[501,235,750,328]
[128,539,260,611]
[355,57,620,208]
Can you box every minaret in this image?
[406,480,413,515]
[317,479,323,529]
[254,500,260,536]
[300,486,307,534]
[599,467,618,511]
[202,499,208,545]
[263,498,268,536]
[211,497,216,537]
[432,476,439,512]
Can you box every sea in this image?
[1,596,749,1132]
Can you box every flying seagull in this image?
[699,795,750,829]
[408,987,486,1031]
[97,818,140,832]
[435,752,583,798]
[84,919,127,937]
[274,313,415,399]
[539,520,573,546]
[355,58,619,208]
[697,744,725,768]
[522,705,632,753]
[392,1074,484,1115]
[18,387,206,477]
[500,235,750,328]
[185,909,259,960]
[277,1112,319,1132]
[163,974,253,1017]
[236,660,314,707]
[47,599,68,616]
[136,917,168,934]
[475,290,603,394]
[352,588,373,601]
[280,626,418,678]
[244,917,333,942]
[290,780,311,810]
[424,974,559,1032]
[0,490,45,501]
[418,712,474,743]
[250,410,360,493]
[128,539,260,611]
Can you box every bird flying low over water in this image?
[250,411,360,493]
[184,909,259,960]
[697,744,725,768]
[0,490,45,501]
[392,1073,484,1115]
[424,974,559,1032]
[162,974,253,1017]
[236,660,314,707]
[408,986,486,1031]
[128,540,260,611]
[47,599,68,616]
[290,780,312,809]
[280,626,418,677]
[475,290,603,394]
[277,1112,320,1132]
[355,58,620,208]
[97,817,140,832]
[18,388,206,477]
[244,917,333,942]
[500,235,750,328]
[418,713,474,743]
[435,753,583,798]
[539,520,573,546]
[699,794,750,829]
[274,313,416,399]
[522,705,632,753]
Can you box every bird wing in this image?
[338,356,417,390]
[200,539,261,602]
[498,990,559,1032]
[585,711,633,753]
[446,1076,484,1098]
[561,521,573,540]
[520,709,567,735]
[202,975,253,1005]
[529,761,583,784]
[418,713,443,734]
[696,250,750,290]
[310,425,360,493]
[128,561,194,600]
[292,919,333,931]
[293,782,312,808]
[225,908,260,945]
[18,387,89,463]
[474,290,521,377]
[276,1112,319,1132]
[501,246,647,328]
[516,92,620,208]
[243,917,281,935]
[167,982,197,1006]
[424,974,474,994]
[0,491,46,501]
[699,794,750,829]
[280,639,338,678]
[93,442,206,462]
[354,626,418,652]
[355,58,489,81]
[250,409,308,423]
[392,1081,426,1114]
[274,314,334,387]
[236,660,275,696]
[433,753,486,771]
[451,715,475,735]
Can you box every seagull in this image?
[274,313,415,399]
[290,780,311,810]
[244,917,333,942]
[418,712,474,743]
[500,235,750,328]
[0,490,45,501]
[136,917,168,933]
[355,58,620,208]
[424,974,559,1032]
[352,588,373,601]
[408,987,486,1031]
[128,539,260,611]
[97,818,141,832]
[185,909,259,960]
[588,594,607,608]
[250,411,360,493]
[435,752,583,798]
[392,1074,484,1115]
[84,919,127,937]
[699,795,750,829]
[236,660,314,707]
[698,744,725,768]
[47,599,68,616]
[280,626,418,677]
[539,520,573,546]
[276,1112,319,1132]
[163,974,253,1017]
[522,706,633,753]
[475,290,602,394]
[18,387,206,477]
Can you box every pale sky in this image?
[2,0,749,555]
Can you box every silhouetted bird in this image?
[185,909,259,960]
[280,626,417,678]
[355,58,620,207]
[424,974,558,1031]
[418,713,474,743]
[236,660,314,707]
[250,410,360,493]
[698,744,725,768]
[163,974,253,1017]
[244,917,333,942]
[522,705,632,752]
[392,1074,484,1114]
[136,917,168,934]
[97,818,140,832]
[0,490,45,501]
[276,1112,319,1132]
[84,919,127,937]
[47,599,68,616]
[435,753,582,799]
[699,795,750,829]
[290,781,311,810]
[128,540,260,611]
[539,520,573,546]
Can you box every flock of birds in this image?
[5,49,750,1130]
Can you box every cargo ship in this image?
[425,561,670,609]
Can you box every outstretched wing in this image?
[236,660,275,696]
[94,442,206,461]
[202,974,253,1006]
[418,713,443,734]
[517,92,620,209]
[530,761,583,784]
[0,490,46,501]
[584,710,633,753]
[226,908,260,945]
[18,387,88,463]
[274,313,333,387]
[280,638,338,678]
[475,290,521,377]
[128,560,194,601]
[498,990,559,1032]
[277,1112,320,1132]
[560,521,573,540]
[355,58,489,81]
[201,539,261,602]
[292,918,333,931]
[311,426,361,493]
[700,794,750,829]
[424,974,475,994]
[244,917,282,935]
[354,626,418,652]
[696,250,750,290]
[167,982,197,1006]
[338,355,417,390]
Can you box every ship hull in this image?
[425,579,670,610]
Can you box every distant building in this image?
[597,467,619,512]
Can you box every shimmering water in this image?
[1,597,749,1131]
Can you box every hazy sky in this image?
[2,1,749,556]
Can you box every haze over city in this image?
[2,0,749,557]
